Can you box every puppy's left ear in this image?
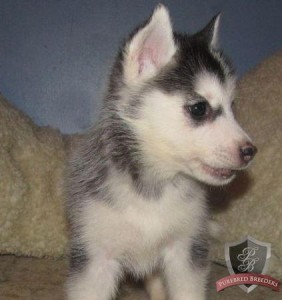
[123,4,176,84]
[195,13,221,49]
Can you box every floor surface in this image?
[0,255,280,299]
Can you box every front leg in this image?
[162,237,209,300]
[66,249,122,300]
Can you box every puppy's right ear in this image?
[123,4,176,84]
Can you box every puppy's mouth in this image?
[202,163,236,180]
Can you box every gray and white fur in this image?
[65,5,257,300]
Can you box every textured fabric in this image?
[0,256,279,299]
[0,94,69,257]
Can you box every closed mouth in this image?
[202,163,236,180]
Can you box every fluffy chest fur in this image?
[79,171,207,273]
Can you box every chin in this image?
[198,172,236,186]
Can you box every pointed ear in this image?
[195,13,221,48]
[123,4,176,84]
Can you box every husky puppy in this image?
[66,4,257,300]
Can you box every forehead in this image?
[154,34,235,100]
[194,71,236,107]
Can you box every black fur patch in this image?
[106,113,164,199]
[124,95,143,119]
[83,163,108,196]
[66,130,110,206]
[106,113,141,173]
[154,33,234,94]
[190,235,209,269]
[69,240,89,274]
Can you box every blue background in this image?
[0,0,281,133]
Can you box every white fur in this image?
[145,273,167,300]
[210,15,220,49]
[68,168,207,300]
[163,240,209,300]
[67,254,121,300]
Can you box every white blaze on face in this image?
[194,71,235,108]
[189,72,253,178]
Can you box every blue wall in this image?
[0,0,281,133]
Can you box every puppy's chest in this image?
[84,180,206,267]
[121,185,204,249]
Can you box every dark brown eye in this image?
[187,102,208,120]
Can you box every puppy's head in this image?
[110,5,256,186]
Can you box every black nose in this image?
[240,143,257,163]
